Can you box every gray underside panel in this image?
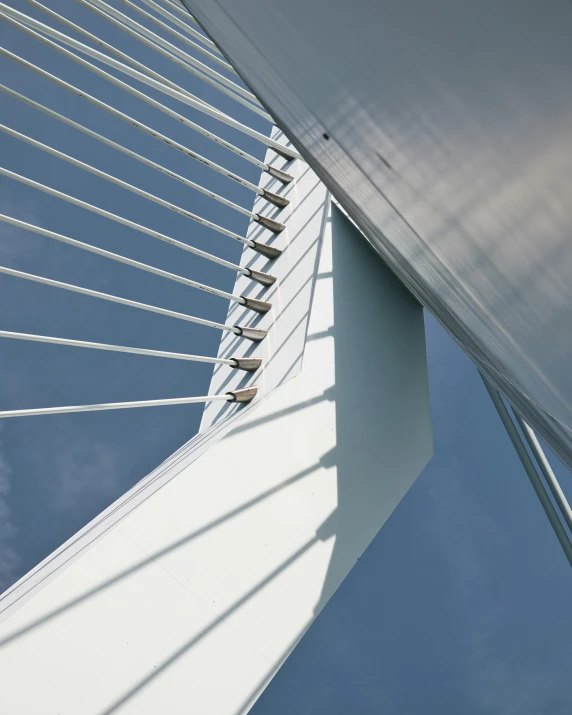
[185,0,572,469]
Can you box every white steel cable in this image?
[137,0,222,55]
[3,4,298,159]
[0,1,266,423]
[0,124,257,247]
[80,0,264,116]
[0,49,268,189]
[0,264,242,333]
[0,7,278,146]
[77,0,256,104]
[161,0,202,30]
[23,0,270,121]
[0,85,254,219]
[0,393,233,419]
[0,31,267,172]
[0,330,236,366]
[24,0,215,105]
[160,0,198,21]
[0,166,256,257]
[0,214,247,303]
[511,412,572,535]
[118,0,234,73]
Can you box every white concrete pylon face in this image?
[0,141,432,714]
[201,129,330,430]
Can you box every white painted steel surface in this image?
[185,0,572,470]
[0,133,432,714]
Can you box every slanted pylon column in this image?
[0,132,432,715]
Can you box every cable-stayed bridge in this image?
[0,1,571,713]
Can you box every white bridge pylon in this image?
[0,128,433,713]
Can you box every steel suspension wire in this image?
[1,47,293,191]
[160,0,199,20]
[0,215,272,309]
[77,0,257,104]
[137,0,223,56]
[0,264,266,329]
[0,124,284,249]
[22,0,270,121]
[0,331,233,365]
[0,330,261,371]
[0,84,254,219]
[0,389,258,419]
[511,413,572,535]
[118,0,235,74]
[0,165,258,259]
[0,214,254,303]
[0,49,275,190]
[0,37,268,180]
[0,85,254,219]
[480,375,572,568]
[80,0,265,116]
[0,0,271,424]
[162,0,202,30]
[0,7,279,154]
[16,0,298,158]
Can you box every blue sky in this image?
[251,312,572,714]
[0,0,268,588]
[1,2,572,713]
